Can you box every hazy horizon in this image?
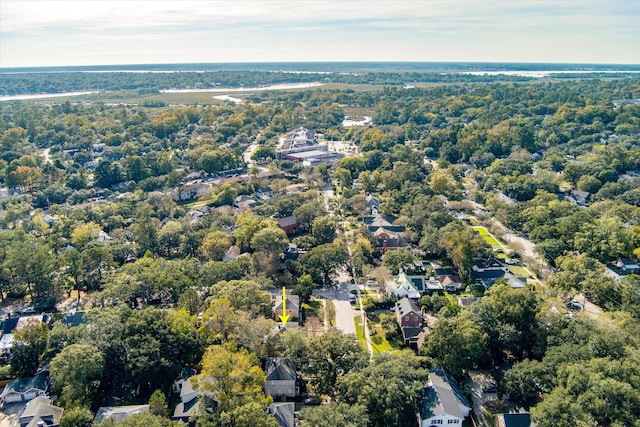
[1,0,639,68]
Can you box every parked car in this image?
[349,296,357,305]
[304,397,321,405]
[482,385,497,393]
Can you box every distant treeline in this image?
[0,70,539,96]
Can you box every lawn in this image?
[354,316,368,350]
[508,264,531,278]
[303,297,323,321]
[368,326,400,354]
[472,226,502,249]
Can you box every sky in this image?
[1,0,639,68]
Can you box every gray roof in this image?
[265,358,297,381]
[277,215,299,228]
[420,368,471,420]
[1,374,48,399]
[498,412,533,427]
[172,398,200,420]
[94,405,150,424]
[64,312,86,327]
[269,402,296,427]
[396,297,421,316]
[19,396,63,427]
[401,326,423,341]
[274,295,299,311]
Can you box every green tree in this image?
[311,216,336,245]
[420,313,489,378]
[60,406,94,427]
[307,330,367,396]
[301,403,368,427]
[106,413,179,427]
[199,230,231,261]
[209,280,271,316]
[132,204,159,255]
[299,242,347,286]
[336,351,429,427]
[221,402,279,427]
[178,288,202,315]
[9,319,49,377]
[197,343,269,414]
[503,359,549,405]
[149,389,169,417]
[441,224,487,280]
[50,344,104,406]
[293,200,326,230]
[251,226,289,255]
[381,247,415,274]
[471,284,541,362]
[292,274,315,304]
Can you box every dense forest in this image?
[0,74,639,427]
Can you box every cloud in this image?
[1,0,639,67]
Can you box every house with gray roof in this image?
[264,358,299,399]
[0,374,49,404]
[233,195,259,210]
[396,297,423,328]
[95,405,150,424]
[268,402,297,427]
[419,368,471,427]
[172,378,200,423]
[172,374,218,423]
[495,411,535,427]
[19,396,63,427]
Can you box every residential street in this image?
[313,268,356,335]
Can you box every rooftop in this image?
[420,368,471,421]
[265,357,297,381]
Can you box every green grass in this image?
[303,298,322,318]
[354,316,368,350]
[472,226,502,249]
[508,265,531,278]
[325,300,336,326]
[369,327,399,353]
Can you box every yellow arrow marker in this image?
[279,286,290,327]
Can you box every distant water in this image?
[161,82,325,93]
[0,91,98,101]
[2,61,639,74]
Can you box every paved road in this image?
[314,268,356,335]
[321,183,333,212]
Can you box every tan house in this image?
[274,294,300,320]
[264,358,299,400]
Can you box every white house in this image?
[0,374,49,404]
[386,271,421,299]
[419,368,471,427]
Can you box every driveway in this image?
[468,370,498,427]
